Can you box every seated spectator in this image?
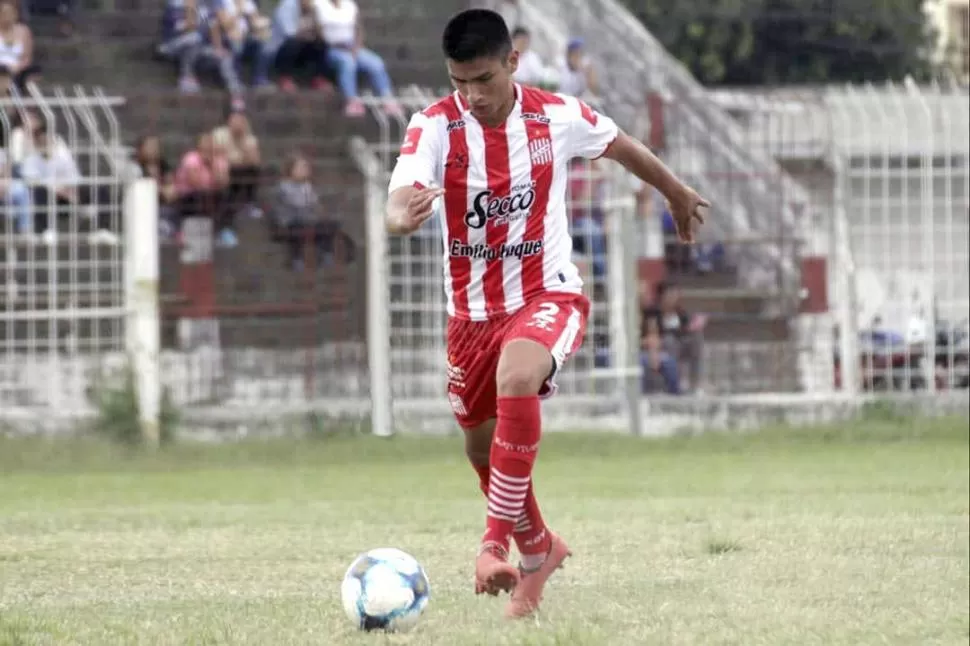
[133,134,179,240]
[640,280,706,394]
[271,0,333,93]
[0,147,31,234]
[317,0,399,117]
[210,0,275,92]
[271,152,356,270]
[511,26,550,88]
[158,0,243,95]
[558,38,599,99]
[174,131,237,247]
[0,0,39,94]
[211,103,262,219]
[19,120,80,240]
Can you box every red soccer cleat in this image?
[474,542,520,597]
[505,531,571,618]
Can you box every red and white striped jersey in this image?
[387,84,619,321]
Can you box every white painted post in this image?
[124,179,161,446]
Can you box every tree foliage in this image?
[624,0,935,85]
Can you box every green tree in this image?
[625,0,935,85]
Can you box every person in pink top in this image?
[175,132,237,247]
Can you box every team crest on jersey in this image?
[529,138,553,166]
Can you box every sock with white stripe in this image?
[483,395,543,554]
[473,461,550,567]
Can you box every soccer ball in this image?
[340,548,431,633]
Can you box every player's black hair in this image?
[442,9,513,63]
[512,26,530,39]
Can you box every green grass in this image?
[0,418,968,645]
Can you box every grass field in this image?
[1,418,968,646]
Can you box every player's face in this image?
[447,52,518,125]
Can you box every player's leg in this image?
[495,296,588,618]
[446,320,523,596]
[465,421,549,573]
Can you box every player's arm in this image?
[385,113,444,237]
[569,99,709,243]
[602,132,708,243]
[386,185,444,236]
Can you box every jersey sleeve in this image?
[387,111,442,195]
[568,98,619,160]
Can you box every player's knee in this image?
[497,341,552,397]
[496,365,544,397]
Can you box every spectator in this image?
[133,134,179,240]
[558,38,598,99]
[19,120,80,240]
[271,0,333,93]
[174,131,237,247]
[270,152,323,270]
[159,0,244,95]
[316,0,399,117]
[211,103,262,219]
[209,0,275,92]
[0,147,31,234]
[511,26,549,88]
[640,280,706,394]
[0,0,38,94]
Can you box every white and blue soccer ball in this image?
[340,548,430,633]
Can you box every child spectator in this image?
[316,0,399,117]
[271,0,333,93]
[270,152,355,270]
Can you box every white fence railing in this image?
[2,84,967,439]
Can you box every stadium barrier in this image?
[1,82,967,438]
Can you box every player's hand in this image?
[402,187,445,233]
[666,185,709,244]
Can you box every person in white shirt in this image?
[510,26,547,87]
[18,121,82,238]
[316,0,398,117]
[557,38,598,98]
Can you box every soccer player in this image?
[385,9,709,618]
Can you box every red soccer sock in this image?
[513,483,551,557]
[483,395,542,554]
